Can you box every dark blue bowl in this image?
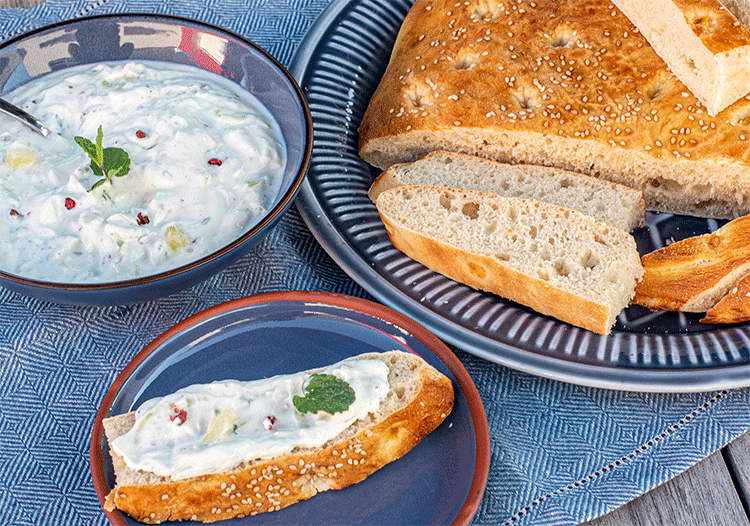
[0,14,312,306]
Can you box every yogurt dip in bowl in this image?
[0,14,312,305]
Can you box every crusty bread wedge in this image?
[633,214,750,312]
[358,0,750,219]
[103,351,454,523]
[702,272,750,323]
[611,0,750,116]
[375,185,643,334]
[369,150,645,232]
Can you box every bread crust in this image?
[358,0,750,219]
[103,352,454,523]
[633,215,750,312]
[701,272,750,324]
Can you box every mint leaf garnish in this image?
[75,125,131,192]
[293,373,356,415]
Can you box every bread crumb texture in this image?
[359,0,750,218]
[376,185,643,334]
[103,351,454,523]
[369,150,645,231]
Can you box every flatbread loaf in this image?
[102,351,454,523]
[611,0,750,116]
[359,0,750,219]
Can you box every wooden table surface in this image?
[584,431,750,526]
[2,0,750,524]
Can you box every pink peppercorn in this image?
[207,158,223,166]
[263,415,277,431]
[64,198,76,210]
[169,406,187,426]
[135,130,146,138]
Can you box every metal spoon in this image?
[0,97,49,137]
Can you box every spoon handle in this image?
[0,97,49,137]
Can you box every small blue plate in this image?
[91,291,490,525]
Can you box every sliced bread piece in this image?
[611,0,750,115]
[103,351,454,523]
[368,150,645,232]
[633,214,750,312]
[375,185,644,334]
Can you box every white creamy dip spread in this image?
[110,357,390,481]
[0,61,285,282]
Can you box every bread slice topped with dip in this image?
[102,351,454,523]
[358,0,750,219]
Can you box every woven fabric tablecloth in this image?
[2,1,750,525]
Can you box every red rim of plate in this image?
[89,290,490,526]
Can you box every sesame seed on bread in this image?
[102,351,454,524]
[358,0,750,220]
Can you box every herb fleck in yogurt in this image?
[0,61,285,283]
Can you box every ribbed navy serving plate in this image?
[91,291,489,526]
[289,0,750,392]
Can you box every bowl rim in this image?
[0,12,313,291]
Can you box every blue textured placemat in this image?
[1,2,750,526]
